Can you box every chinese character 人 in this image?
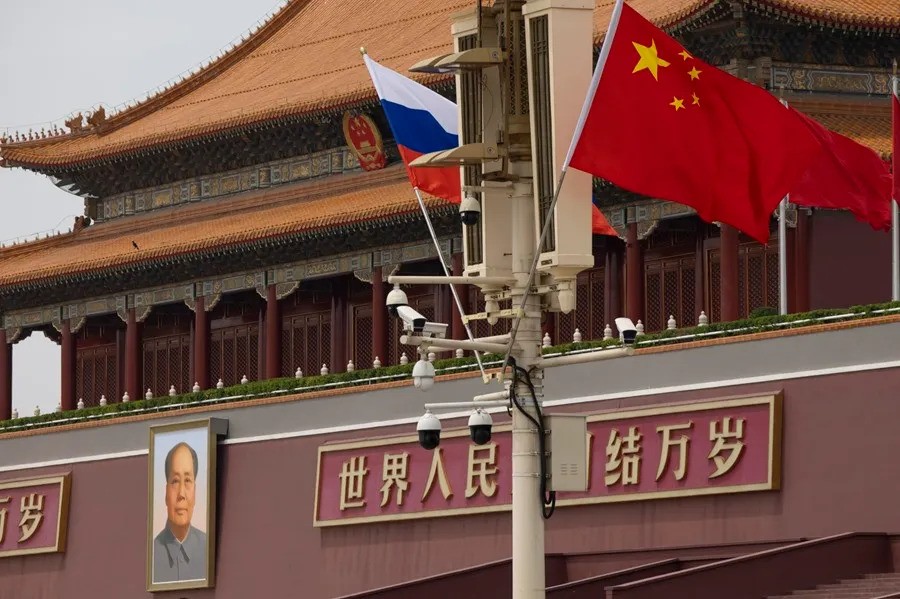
[708,417,746,479]
[465,443,498,498]
[338,456,369,511]
[380,452,410,507]
[422,448,454,502]
[605,427,642,486]
[656,422,693,482]
[18,493,45,543]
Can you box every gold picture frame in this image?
[146,418,227,592]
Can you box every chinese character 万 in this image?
[338,456,369,511]
[422,448,454,502]
[0,496,8,544]
[380,452,410,507]
[708,417,746,479]
[605,427,642,486]
[656,422,693,482]
[465,443,498,499]
[18,493,44,543]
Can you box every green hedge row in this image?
[2,300,899,433]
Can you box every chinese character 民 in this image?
[338,456,369,511]
[0,496,8,544]
[708,417,746,479]
[605,427,642,486]
[465,443,498,498]
[656,422,693,482]
[422,448,454,502]
[380,452,410,507]
[18,493,44,543]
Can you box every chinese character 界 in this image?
[380,452,410,507]
[708,417,746,479]
[338,456,369,511]
[0,496,8,545]
[18,493,44,543]
[422,448,454,502]
[465,443,498,498]
[605,427,642,486]
[656,422,693,482]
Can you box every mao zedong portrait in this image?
[153,441,207,583]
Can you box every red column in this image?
[60,320,76,411]
[265,284,281,379]
[605,240,623,331]
[720,224,740,322]
[331,277,348,372]
[194,296,209,390]
[450,253,467,340]
[625,222,644,323]
[124,308,142,402]
[0,330,10,420]
[794,209,811,313]
[371,266,388,364]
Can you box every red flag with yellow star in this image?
[566,1,820,243]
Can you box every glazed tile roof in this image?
[0,167,443,287]
[2,0,896,168]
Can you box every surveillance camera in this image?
[417,410,441,450]
[468,409,492,445]
[412,357,435,391]
[614,317,638,345]
[396,305,427,333]
[420,321,448,338]
[459,194,481,226]
[386,284,409,318]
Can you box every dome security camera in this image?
[459,194,481,226]
[386,284,409,318]
[412,357,435,391]
[468,409,493,445]
[417,410,441,450]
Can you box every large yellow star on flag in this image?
[632,40,670,81]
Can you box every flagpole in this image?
[778,196,789,314]
[413,187,487,379]
[892,63,899,301]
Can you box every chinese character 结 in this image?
[605,427,642,486]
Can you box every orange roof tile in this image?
[0,166,444,287]
[2,0,896,168]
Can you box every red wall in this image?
[2,367,900,598]
[809,210,893,310]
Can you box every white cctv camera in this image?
[614,317,638,345]
[386,284,409,317]
[459,194,481,226]
[468,409,492,445]
[395,305,428,333]
[412,357,435,391]
[417,410,441,450]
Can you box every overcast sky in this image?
[0,0,283,417]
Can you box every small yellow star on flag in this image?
[632,40,670,81]
[692,93,700,106]
[688,66,702,80]
[679,49,692,61]
[670,97,685,111]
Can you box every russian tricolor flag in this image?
[364,54,462,204]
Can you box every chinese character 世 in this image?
[708,417,746,479]
[422,448,454,502]
[18,493,44,543]
[605,427,642,486]
[656,422,693,482]
[465,443,498,499]
[338,456,369,511]
[0,496,8,544]
[380,452,410,507]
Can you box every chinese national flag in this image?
[591,204,616,236]
[789,109,892,231]
[567,1,820,243]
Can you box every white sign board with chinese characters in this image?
[0,473,71,557]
